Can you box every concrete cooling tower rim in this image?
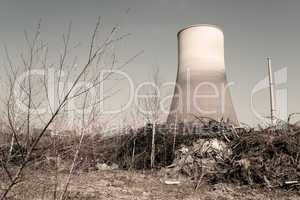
[177,24,223,36]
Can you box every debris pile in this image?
[114,124,200,169]
[225,128,300,188]
[165,138,231,181]
[2,117,300,190]
[166,122,300,189]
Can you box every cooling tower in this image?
[167,25,238,124]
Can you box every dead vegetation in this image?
[2,118,300,194]
[0,16,140,199]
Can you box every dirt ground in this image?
[2,169,300,200]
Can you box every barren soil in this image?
[2,169,300,200]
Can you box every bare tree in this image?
[137,68,161,168]
[0,17,134,199]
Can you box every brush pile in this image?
[224,125,300,188]
[1,118,300,190]
[166,121,300,189]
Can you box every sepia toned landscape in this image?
[1,0,300,199]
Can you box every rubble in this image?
[96,163,119,171]
[165,138,231,179]
[164,121,300,190]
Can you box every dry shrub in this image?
[2,120,300,190]
[222,128,300,188]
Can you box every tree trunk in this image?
[150,123,156,168]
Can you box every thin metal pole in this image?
[267,58,276,125]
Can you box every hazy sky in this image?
[0,0,299,125]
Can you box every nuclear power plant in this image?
[168,24,238,124]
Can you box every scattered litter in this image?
[164,180,181,185]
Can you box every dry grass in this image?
[1,120,300,199]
